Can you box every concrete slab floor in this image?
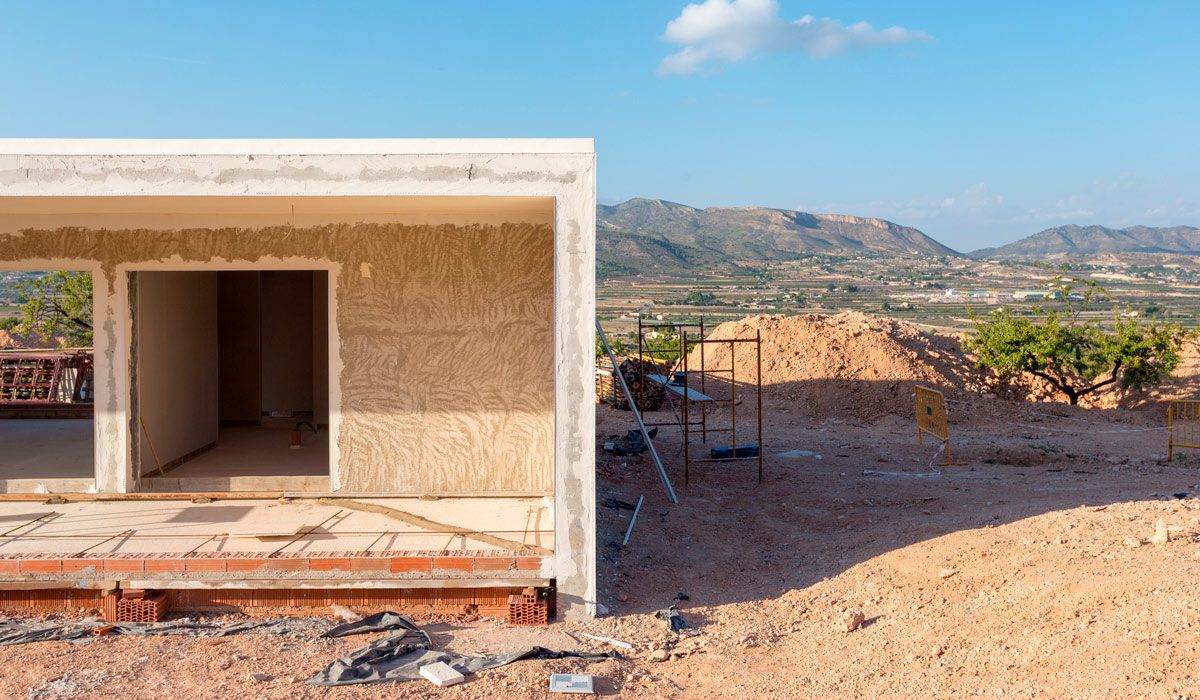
[0,496,553,555]
[160,425,328,478]
[0,419,93,479]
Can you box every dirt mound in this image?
[0,328,62,349]
[690,312,1011,419]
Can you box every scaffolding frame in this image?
[634,317,763,486]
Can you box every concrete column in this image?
[552,158,598,619]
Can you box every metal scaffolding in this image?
[634,317,763,485]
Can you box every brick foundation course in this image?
[0,551,548,583]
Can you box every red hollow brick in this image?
[474,557,516,572]
[310,558,352,572]
[0,560,20,575]
[19,559,62,574]
[144,559,187,573]
[61,559,101,573]
[264,558,309,571]
[432,557,473,572]
[515,557,543,571]
[103,559,145,573]
[184,559,228,572]
[350,557,391,571]
[225,559,269,572]
[390,557,432,573]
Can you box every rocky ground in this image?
[5,313,1200,698]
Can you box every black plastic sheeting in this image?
[307,612,619,686]
[0,612,620,687]
[0,618,317,646]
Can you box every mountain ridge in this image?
[972,224,1200,260]
[596,198,958,276]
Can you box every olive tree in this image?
[966,273,1185,405]
[16,271,93,346]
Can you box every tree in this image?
[966,272,1186,405]
[16,271,93,346]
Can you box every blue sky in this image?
[1,1,1197,251]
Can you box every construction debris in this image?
[419,662,465,687]
[656,606,700,637]
[549,673,595,694]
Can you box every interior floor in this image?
[0,418,93,481]
[155,422,328,479]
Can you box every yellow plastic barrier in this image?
[1168,400,1200,459]
[915,385,960,466]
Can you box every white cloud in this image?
[658,0,930,75]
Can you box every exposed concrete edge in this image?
[0,138,594,156]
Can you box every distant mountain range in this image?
[971,224,1200,261]
[594,199,1200,276]
[596,198,957,276]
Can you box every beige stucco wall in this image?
[0,216,554,495]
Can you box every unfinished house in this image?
[0,139,597,619]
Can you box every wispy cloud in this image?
[658,0,930,76]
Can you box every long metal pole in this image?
[757,329,763,484]
[683,331,690,486]
[596,319,679,503]
[621,495,645,546]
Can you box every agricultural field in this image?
[598,253,1200,345]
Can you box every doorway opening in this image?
[132,270,330,491]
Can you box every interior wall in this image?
[313,272,329,425]
[260,271,315,417]
[217,272,261,424]
[135,271,218,474]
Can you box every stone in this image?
[938,568,958,579]
[248,673,270,682]
[650,649,670,663]
[330,605,363,624]
[616,592,629,602]
[1150,519,1170,544]
[840,609,865,633]
[1125,536,1143,548]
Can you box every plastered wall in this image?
[135,271,219,474]
[0,221,554,495]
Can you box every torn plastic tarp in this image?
[307,612,619,686]
[604,428,658,457]
[656,606,700,637]
[0,618,323,646]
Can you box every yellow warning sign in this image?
[915,385,948,443]
[1169,400,1200,459]
[915,385,962,466]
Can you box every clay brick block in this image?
[264,558,309,571]
[225,558,269,572]
[103,559,145,573]
[19,559,62,573]
[144,559,186,573]
[391,557,432,573]
[184,558,228,572]
[61,559,100,573]
[515,557,543,571]
[474,557,516,572]
[310,557,352,572]
[432,557,473,572]
[350,557,390,571]
[0,560,20,575]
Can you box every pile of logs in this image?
[596,355,668,411]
